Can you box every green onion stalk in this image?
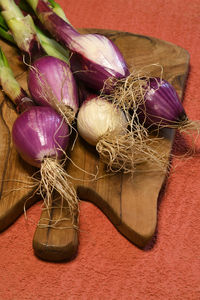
[18,0,71,23]
[42,0,70,22]
[0,0,41,60]
[0,0,70,63]
[0,46,34,112]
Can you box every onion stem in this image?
[0,47,34,112]
[0,0,70,63]
[0,0,41,59]
[46,0,71,23]
[35,25,70,63]
[0,26,15,44]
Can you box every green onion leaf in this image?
[0,46,10,67]
[0,26,15,44]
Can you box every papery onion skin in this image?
[141,78,187,126]
[28,56,79,113]
[27,0,130,91]
[12,106,69,167]
[77,97,127,146]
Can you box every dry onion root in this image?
[101,72,148,113]
[96,131,167,173]
[77,97,168,174]
[38,158,79,226]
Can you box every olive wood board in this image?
[0,29,189,261]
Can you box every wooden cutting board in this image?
[0,29,189,261]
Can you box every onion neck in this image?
[0,48,34,113]
[27,0,80,47]
[178,110,188,123]
[15,94,35,113]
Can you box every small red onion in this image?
[12,106,69,167]
[28,56,79,114]
[140,78,187,126]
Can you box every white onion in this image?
[77,97,127,146]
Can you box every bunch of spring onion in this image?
[0,47,78,226]
[0,0,79,127]
[1,0,167,174]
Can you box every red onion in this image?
[28,56,79,122]
[12,106,69,167]
[26,0,130,91]
[140,78,187,127]
[12,105,78,224]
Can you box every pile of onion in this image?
[21,0,169,173]
[3,0,194,179]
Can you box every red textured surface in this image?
[0,1,200,299]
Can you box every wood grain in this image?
[0,29,189,261]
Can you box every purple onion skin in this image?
[28,56,79,113]
[26,34,43,62]
[141,78,187,126]
[36,0,129,91]
[69,36,130,91]
[12,106,69,168]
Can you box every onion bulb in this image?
[133,77,200,136]
[12,106,69,167]
[28,56,79,124]
[140,78,189,127]
[77,97,127,146]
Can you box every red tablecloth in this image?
[0,1,200,299]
